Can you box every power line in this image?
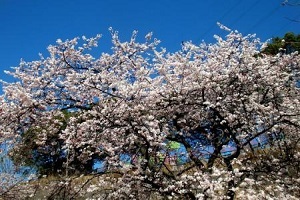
[285,16,300,22]
[196,1,243,42]
[282,0,300,6]
[246,4,282,34]
[230,0,261,28]
[272,13,300,37]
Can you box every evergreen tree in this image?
[262,32,300,55]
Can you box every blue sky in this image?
[0,0,299,87]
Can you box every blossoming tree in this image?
[1,27,299,199]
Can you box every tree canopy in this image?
[0,27,300,199]
[262,32,300,55]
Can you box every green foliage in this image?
[167,141,181,150]
[262,32,300,55]
[9,110,99,176]
[10,118,65,175]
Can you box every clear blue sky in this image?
[0,0,299,86]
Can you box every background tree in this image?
[9,110,106,176]
[0,27,299,199]
[262,32,300,55]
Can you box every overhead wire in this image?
[282,0,300,6]
[273,14,300,39]
[230,0,261,28]
[197,2,295,43]
[284,16,300,22]
[196,1,243,43]
[276,1,300,35]
[246,4,282,34]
